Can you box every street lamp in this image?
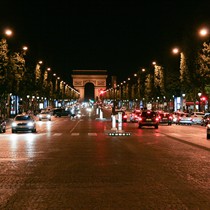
[182,93,186,112]
[4,29,13,37]
[198,92,202,112]
[199,27,209,37]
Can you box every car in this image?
[177,113,193,125]
[11,114,37,133]
[200,114,210,126]
[130,109,141,122]
[172,111,185,124]
[158,112,173,125]
[138,110,159,129]
[115,110,128,122]
[38,111,51,121]
[52,108,70,117]
[0,117,6,133]
[190,112,205,124]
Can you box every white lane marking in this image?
[71,133,79,136]
[53,133,62,136]
[69,120,81,133]
[88,133,97,136]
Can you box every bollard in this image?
[111,115,117,130]
[96,107,99,115]
[99,108,103,119]
[118,112,123,131]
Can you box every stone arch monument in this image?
[71,70,107,102]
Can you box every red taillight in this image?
[155,117,159,121]
[169,116,172,119]
[139,117,142,121]
[123,115,127,119]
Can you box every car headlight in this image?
[27,122,34,126]
[47,114,51,118]
[12,122,17,127]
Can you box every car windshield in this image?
[15,115,32,121]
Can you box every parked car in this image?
[190,112,205,124]
[130,109,141,122]
[52,108,70,117]
[0,117,6,133]
[158,112,173,125]
[38,111,51,121]
[138,110,159,129]
[11,114,36,133]
[177,113,193,125]
[200,114,210,126]
[172,111,185,124]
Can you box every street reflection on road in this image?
[9,133,36,159]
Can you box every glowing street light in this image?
[199,28,209,37]
[172,47,179,54]
[4,29,12,37]
[22,46,28,51]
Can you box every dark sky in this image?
[1,0,210,85]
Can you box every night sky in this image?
[1,0,210,85]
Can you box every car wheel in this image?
[39,118,42,121]
[155,125,158,129]
[207,134,210,139]
[32,129,36,133]
[138,124,142,129]
[49,119,51,121]
[3,127,6,133]
[12,129,16,133]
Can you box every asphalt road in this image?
[0,109,210,210]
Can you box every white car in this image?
[38,111,51,121]
[11,114,37,133]
[190,112,205,124]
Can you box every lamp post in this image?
[182,93,186,112]
[198,92,202,112]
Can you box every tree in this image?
[0,38,9,117]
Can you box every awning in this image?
[186,102,199,106]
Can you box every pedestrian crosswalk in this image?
[0,132,99,137]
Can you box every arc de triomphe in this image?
[71,70,107,101]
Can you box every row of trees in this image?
[106,30,210,111]
[0,37,79,117]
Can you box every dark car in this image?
[138,110,159,129]
[200,114,210,126]
[158,112,172,125]
[0,117,6,133]
[52,108,70,117]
